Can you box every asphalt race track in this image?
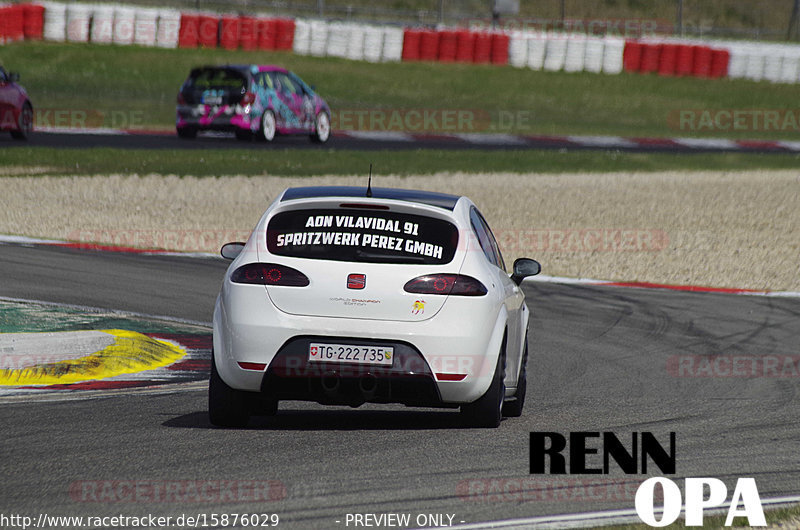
[5,130,800,153]
[1,242,799,528]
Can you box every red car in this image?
[0,65,33,140]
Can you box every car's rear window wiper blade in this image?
[353,250,428,263]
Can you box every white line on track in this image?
[456,133,529,145]
[566,135,639,148]
[526,274,613,286]
[435,495,800,529]
[36,126,129,135]
[524,275,800,298]
[0,295,212,328]
[777,140,800,151]
[672,138,739,149]
[0,380,208,404]
[0,234,219,258]
[340,131,416,142]
[28,126,800,152]
[0,234,65,245]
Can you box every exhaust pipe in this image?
[358,375,378,400]
[321,374,339,393]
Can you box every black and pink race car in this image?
[0,65,33,141]
[176,64,331,143]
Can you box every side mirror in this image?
[9,72,20,82]
[511,258,541,285]
[220,242,245,260]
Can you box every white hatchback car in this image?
[210,186,541,428]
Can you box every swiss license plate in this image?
[308,342,393,366]
[202,95,222,105]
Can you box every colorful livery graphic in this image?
[176,65,330,143]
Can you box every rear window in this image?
[189,68,246,90]
[267,209,459,265]
[182,68,247,104]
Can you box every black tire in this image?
[235,128,253,141]
[260,110,276,142]
[208,354,250,428]
[176,126,197,139]
[461,342,506,428]
[310,111,330,143]
[502,339,528,418]
[10,102,32,141]
[250,394,278,417]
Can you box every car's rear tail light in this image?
[435,373,467,381]
[230,263,309,286]
[241,92,255,105]
[403,274,487,296]
[238,362,267,371]
[177,92,186,105]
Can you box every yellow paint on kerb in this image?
[0,330,186,386]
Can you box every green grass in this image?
[4,147,800,176]
[3,41,800,141]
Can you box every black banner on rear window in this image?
[267,209,459,264]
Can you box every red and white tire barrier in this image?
[6,1,800,84]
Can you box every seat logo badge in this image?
[347,273,366,290]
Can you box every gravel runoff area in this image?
[0,170,798,292]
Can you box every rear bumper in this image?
[176,104,254,131]
[260,336,446,407]
[212,282,505,406]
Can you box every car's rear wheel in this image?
[176,126,197,139]
[208,353,250,428]
[310,111,330,143]
[10,102,32,141]
[502,338,528,417]
[460,340,506,428]
[260,110,276,142]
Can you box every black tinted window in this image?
[267,209,459,265]
[189,68,246,90]
[470,207,505,270]
[182,68,247,104]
